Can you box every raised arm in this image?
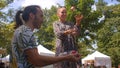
[71,14,83,36]
[75,14,83,26]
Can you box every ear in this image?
[29,13,35,20]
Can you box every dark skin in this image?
[25,48,80,66]
[23,7,81,67]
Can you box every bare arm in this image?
[75,14,83,26]
[70,14,83,36]
[25,48,80,67]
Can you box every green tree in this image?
[64,0,103,57]
[96,0,107,11]
[116,0,120,2]
[0,0,13,9]
[97,4,120,67]
[0,0,14,22]
[0,23,14,55]
[0,0,14,55]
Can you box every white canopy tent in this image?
[2,45,55,68]
[36,45,55,68]
[37,44,55,56]
[82,51,111,68]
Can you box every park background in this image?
[0,0,120,67]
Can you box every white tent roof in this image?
[82,51,111,68]
[1,55,9,63]
[36,45,55,68]
[2,45,55,68]
[2,45,55,62]
[90,51,110,58]
[37,45,55,55]
[82,51,110,62]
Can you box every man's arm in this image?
[25,48,80,67]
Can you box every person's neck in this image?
[59,19,66,23]
[25,21,34,31]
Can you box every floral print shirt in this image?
[53,21,81,68]
[11,25,38,68]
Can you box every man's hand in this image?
[65,51,81,62]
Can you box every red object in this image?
[71,50,80,57]
[76,54,80,57]
[71,50,76,54]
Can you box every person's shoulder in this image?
[14,25,23,34]
[53,21,59,24]
[53,20,60,25]
[15,25,33,36]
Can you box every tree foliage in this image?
[0,0,14,55]
[65,0,102,41]
[0,23,14,54]
[97,4,120,67]
[0,0,13,9]
[0,0,14,16]
[116,0,120,2]
[64,0,103,56]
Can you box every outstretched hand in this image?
[75,14,83,21]
[75,14,83,26]
[66,50,81,62]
